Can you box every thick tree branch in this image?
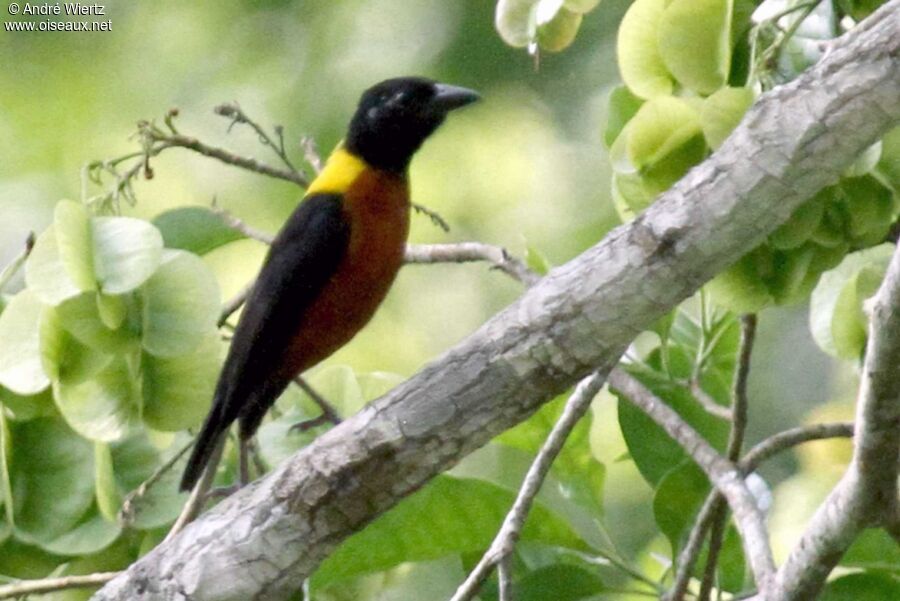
[771,240,900,600]
[93,5,900,600]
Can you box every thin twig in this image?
[665,420,854,601]
[411,202,451,233]
[0,232,35,292]
[214,102,301,176]
[210,204,275,244]
[145,132,309,188]
[498,554,514,601]
[219,279,256,327]
[689,378,734,421]
[608,368,776,595]
[405,242,541,287]
[741,422,854,470]
[450,372,605,601]
[697,314,757,601]
[0,572,120,600]
[118,439,195,527]
[165,436,227,543]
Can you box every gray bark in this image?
[94,3,900,600]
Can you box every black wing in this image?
[180,193,350,491]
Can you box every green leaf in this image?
[769,193,827,251]
[524,243,552,276]
[613,366,729,486]
[840,175,895,246]
[55,292,137,353]
[876,126,900,192]
[626,96,702,171]
[700,86,754,150]
[653,462,709,553]
[111,433,190,530]
[717,523,746,592]
[312,475,587,589]
[53,357,141,442]
[563,0,600,12]
[820,572,900,600]
[536,5,583,53]
[94,442,121,522]
[96,292,127,330]
[497,393,605,515]
[809,244,894,359]
[659,0,732,95]
[91,216,164,294]
[617,0,674,99]
[0,290,50,395]
[152,206,247,256]
[39,305,111,384]
[142,334,222,432]
[0,386,55,421]
[516,563,606,601]
[495,0,539,48]
[39,511,121,557]
[24,226,81,306]
[141,250,221,357]
[454,443,605,549]
[705,248,774,313]
[9,417,94,545]
[842,529,900,573]
[54,200,96,293]
[604,85,644,149]
[0,412,13,529]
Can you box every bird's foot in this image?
[205,484,241,500]
[288,413,333,434]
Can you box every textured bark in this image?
[771,236,900,600]
[94,4,900,600]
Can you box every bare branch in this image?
[405,242,541,287]
[450,372,605,601]
[608,368,776,594]
[0,573,119,600]
[218,279,256,327]
[209,204,275,245]
[741,422,854,471]
[144,131,309,188]
[697,314,757,601]
[214,102,301,176]
[666,420,855,600]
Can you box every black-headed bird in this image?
[180,77,479,492]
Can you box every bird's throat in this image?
[306,147,370,195]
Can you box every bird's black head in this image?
[345,77,480,174]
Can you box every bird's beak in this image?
[431,83,480,112]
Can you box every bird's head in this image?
[345,77,480,173]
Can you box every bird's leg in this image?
[239,436,251,486]
[289,376,342,433]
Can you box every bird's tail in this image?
[179,411,227,492]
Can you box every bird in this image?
[179,77,480,492]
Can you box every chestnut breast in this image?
[277,168,410,378]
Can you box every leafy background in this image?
[0,0,897,599]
